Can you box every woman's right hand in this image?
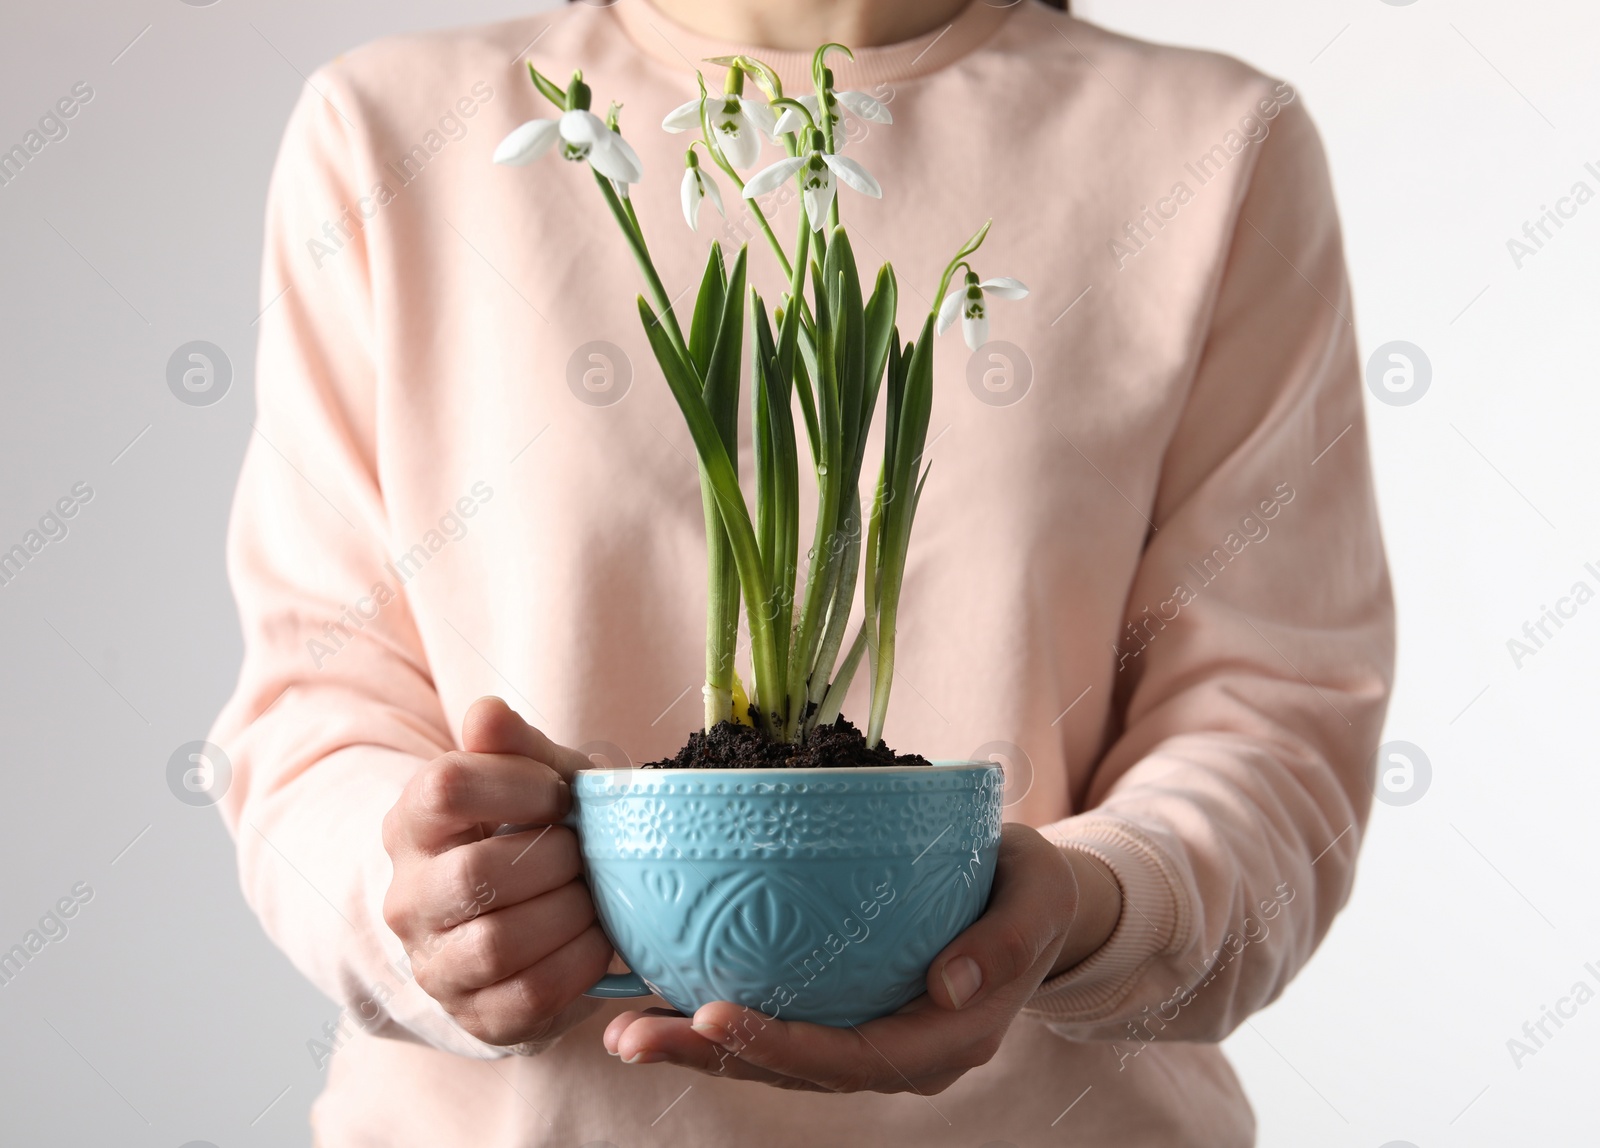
[381,697,614,1048]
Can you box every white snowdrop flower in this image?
[773,90,892,140]
[680,153,726,230]
[662,94,776,169]
[493,109,644,185]
[742,136,881,230]
[937,272,1029,350]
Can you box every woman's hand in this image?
[601,823,1123,1093]
[381,697,615,1048]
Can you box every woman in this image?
[211,0,1393,1143]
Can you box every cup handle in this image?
[584,971,652,998]
[505,812,644,998]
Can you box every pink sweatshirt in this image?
[211,1,1394,1143]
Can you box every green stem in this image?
[815,622,867,728]
[701,476,740,729]
[595,174,690,363]
[861,465,885,700]
[807,495,860,710]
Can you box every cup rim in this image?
[574,759,999,777]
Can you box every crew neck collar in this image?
[609,0,1018,90]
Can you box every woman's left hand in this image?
[601,823,1122,1094]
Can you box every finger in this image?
[461,697,593,780]
[419,880,597,994]
[418,826,581,929]
[925,824,1075,1012]
[395,751,570,854]
[612,1014,799,1086]
[457,922,615,1045]
[603,1007,681,1054]
[688,1001,987,1093]
[685,1004,893,1091]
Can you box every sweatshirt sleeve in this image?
[1023,95,1395,1042]
[208,78,524,1061]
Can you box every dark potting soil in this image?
[643,712,930,770]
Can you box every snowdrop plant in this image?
[937,270,1031,351]
[743,129,883,231]
[680,150,725,230]
[496,45,1027,749]
[773,83,893,140]
[492,73,643,188]
[662,81,776,169]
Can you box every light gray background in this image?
[0,0,1594,1145]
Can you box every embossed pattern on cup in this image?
[572,762,1004,1027]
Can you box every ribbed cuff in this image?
[1023,816,1191,1022]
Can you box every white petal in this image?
[742,155,805,198]
[558,109,607,147]
[936,290,962,334]
[681,168,703,229]
[963,311,990,351]
[803,176,836,230]
[739,97,778,140]
[715,121,761,168]
[662,98,703,133]
[774,95,823,137]
[836,89,892,124]
[587,131,643,183]
[773,106,806,135]
[493,119,559,165]
[613,178,631,200]
[979,277,1029,300]
[701,171,725,217]
[606,131,644,182]
[821,153,881,198]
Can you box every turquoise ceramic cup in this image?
[568,762,1004,1027]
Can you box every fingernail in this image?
[941,956,983,1009]
[691,1022,737,1050]
[622,1050,667,1065]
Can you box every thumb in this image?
[460,696,593,780]
[926,824,1077,1011]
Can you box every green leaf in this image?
[751,295,800,682]
[824,229,867,491]
[951,218,993,265]
[933,218,994,306]
[787,260,845,735]
[636,295,783,729]
[888,315,936,525]
[703,246,747,453]
[528,62,567,109]
[861,263,897,446]
[698,247,746,709]
[688,243,727,383]
[752,299,777,589]
[867,315,935,747]
[793,332,822,468]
